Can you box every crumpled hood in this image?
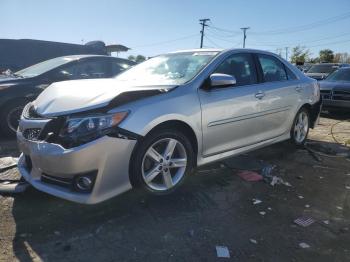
[33,78,176,117]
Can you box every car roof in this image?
[54,54,132,62]
[166,48,281,57]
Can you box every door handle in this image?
[295,86,302,92]
[255,91,265,99]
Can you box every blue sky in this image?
[2,0,350,59]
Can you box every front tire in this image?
[290,108,310,146]
[130,129,195,194]
[0,100,27,137]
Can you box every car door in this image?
[253,53,300,140]
[198,52,262,157]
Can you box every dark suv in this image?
[0,55,135,136]
[306,63,350,80]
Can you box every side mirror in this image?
[210,73,236,88]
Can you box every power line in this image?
[249,31,350,47]
[240,27,250,48]
[204,35,222,48]
[208,22,241,35]
[199,18,210,48]
[131,34,198,48]
[307,38,350,48]
[251,11,350,35]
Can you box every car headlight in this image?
[59,111,129,147]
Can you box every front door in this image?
[198,53,262,157]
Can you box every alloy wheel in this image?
[141,138,187,191]
[293,111,309,144]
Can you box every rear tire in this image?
[0,100,27,137]
[130,129,195,195]
[290,108,310,146]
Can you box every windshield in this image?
[326,69,350,82]
[115,51,218,86]
[16,57,75,77]
[307,64,337,74]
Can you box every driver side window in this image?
[214,53,257,86]
[56,60,108,80]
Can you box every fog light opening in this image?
[76,176,93,192]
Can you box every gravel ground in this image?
[0,114,349,262]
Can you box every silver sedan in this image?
[17,49,321,204]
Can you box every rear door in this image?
[253,53,300,140]
[198,52,262,157]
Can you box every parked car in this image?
[0,55,135,136]
[296,63,313,73]
[0,39,108,72]
[319,67,350,112]
[306,63,350,80]
[17,49,321,204]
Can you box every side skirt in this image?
[196,132,290,167]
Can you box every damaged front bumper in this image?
[17,130,137,204]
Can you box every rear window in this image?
[308,64,337,74]
[257,54,288,82]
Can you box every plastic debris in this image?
[0,157,18,172]
[323,220,330,225]
[261,165,292,187]
[0,181,30,194]
[267,207,272,211]
[294,217,315,227]
[250,239,258,244]
[236,170,263,182]
[345,186,350,190]
[252,199,262,205]
[269,176,292,187]
[299,242,310,249]
[305,204,310,208]
[259,211,266,216]
[336,206,343,210]
[298,195,304,199]
[216,246,230,258]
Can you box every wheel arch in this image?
[298,101,321,129]
[128,119,199,188]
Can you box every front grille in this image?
[23,128,42,141]
[320,90,331,100]
[41,173,72,189]
[333,90,350,101]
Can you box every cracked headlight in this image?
[59,111,129,147]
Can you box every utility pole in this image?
[285,47,289,61]
[240,27,250,48]
[199,18,210,48]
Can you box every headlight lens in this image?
[59,111,129,147]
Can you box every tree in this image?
[290,46,310,64]
[127,54,146,63]
[135,55,146,63]
[127,55,135,61]
[319,49,334,63]
[334,52,350,63]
